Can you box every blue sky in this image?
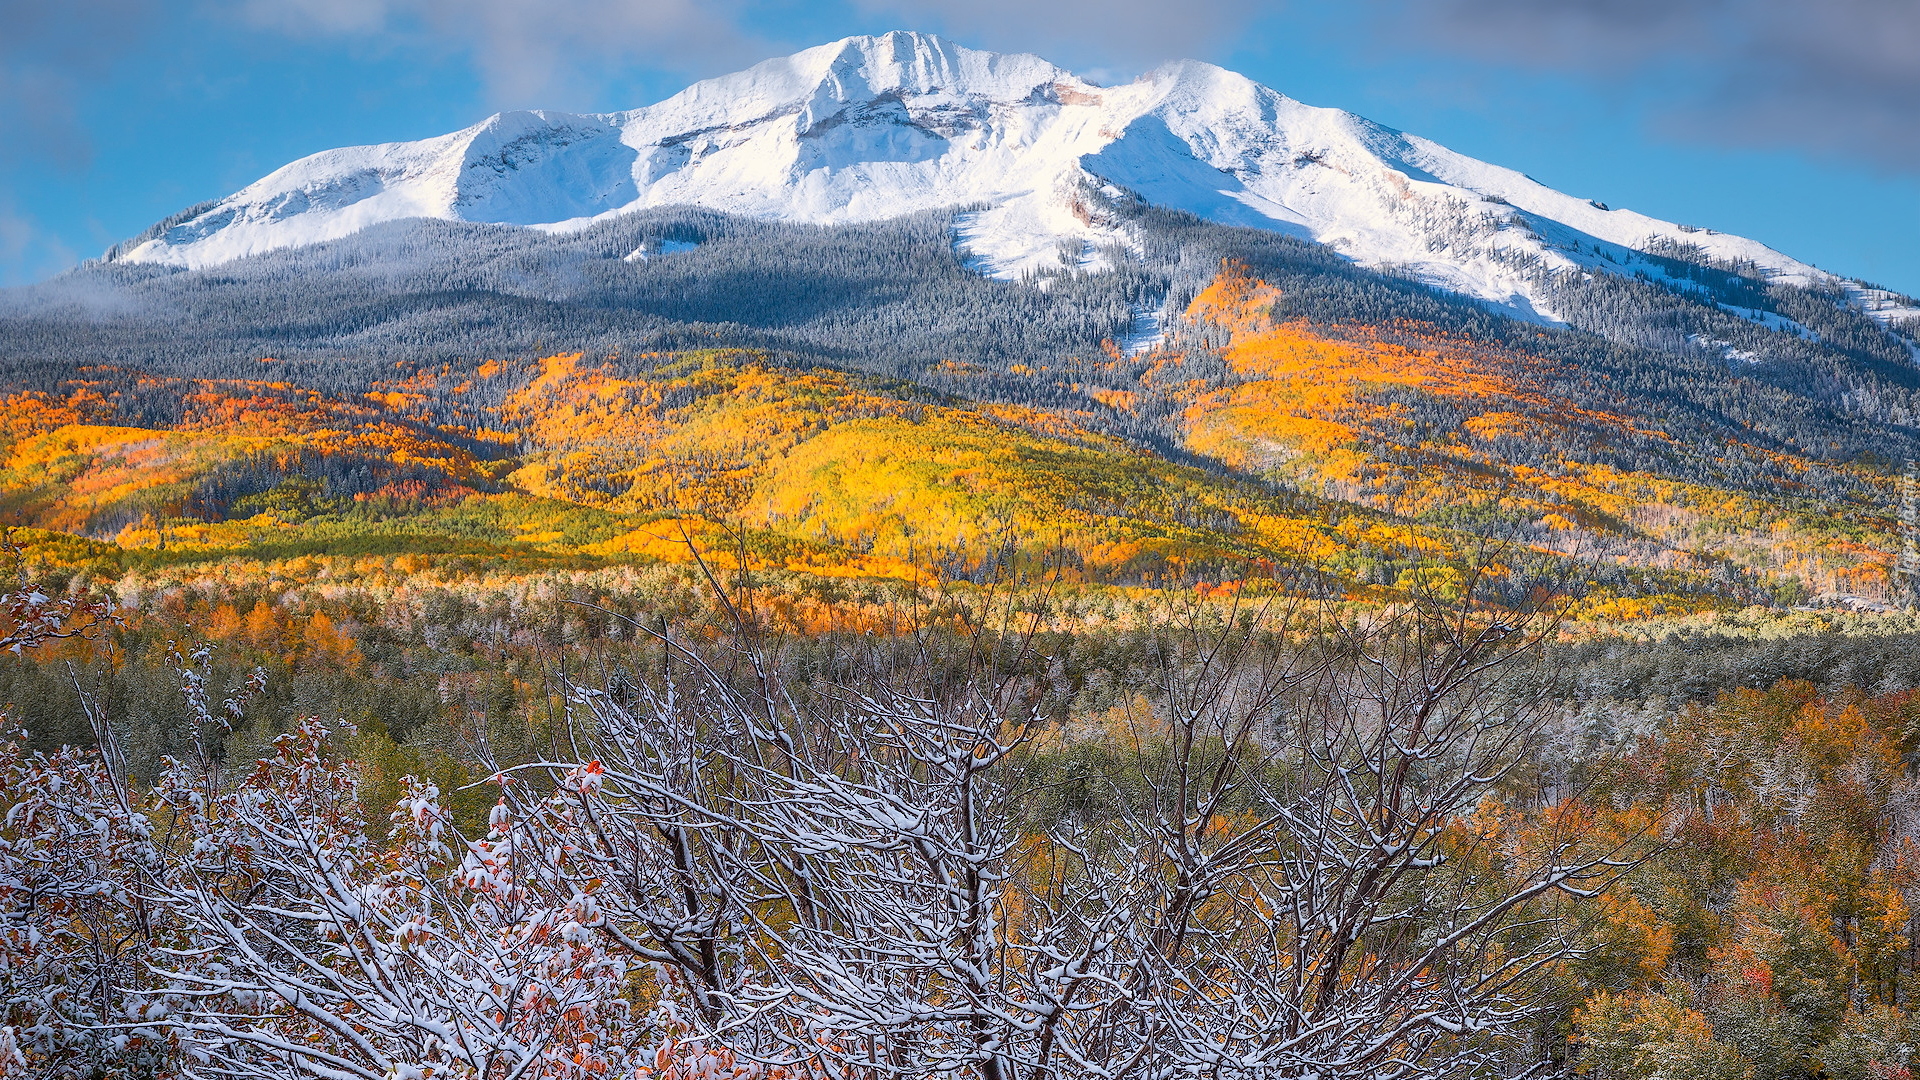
[4,0,1918,294]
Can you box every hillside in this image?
[0,260,1899,621]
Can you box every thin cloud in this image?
[848,0,1276,72]
[1377,0,1920,170]
[0,0,156,283]
[0,0,156,169]
[0,199,78,288]
[244,0,1286,103]
[235,0,775,108]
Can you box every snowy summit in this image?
[106,31,1915,326]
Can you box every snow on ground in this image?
[1121,303,1166,355]
[1716,305,1820,341]
[1687,334,1762,365]
[1847,284,1920,327]
[109,31,1919,335]
[622,239,700,262]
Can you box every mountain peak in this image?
[800,31,1048,93]
[628,32,1072,134]
[103,33,1917,331]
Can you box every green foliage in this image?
[229,476,343,522]
[1577,993,1753,1080]
[1821,1006,1920,1080]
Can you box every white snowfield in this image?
[111,31,1917,329]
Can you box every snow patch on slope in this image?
[622,239,699,262]
[1688,334,1761,365]
[1121,303,1167,355]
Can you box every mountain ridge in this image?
[101,31,1920,334]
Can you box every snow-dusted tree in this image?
[545,640,1041,1077]
[0,739,169,1079]
[1116,594,1643,1079]
[0,549,138,1079]
[162,641,266,802]
[530,575,1645,1080]
[149,721,658,1080]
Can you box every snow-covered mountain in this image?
[108,31,1917,329]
